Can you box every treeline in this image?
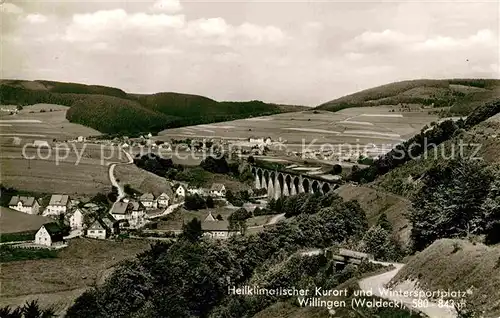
[316,79,500,112]
[1,80,297,135]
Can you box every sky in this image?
[1,0,499,106]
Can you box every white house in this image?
[209,183,226,198]
[201,221,239,239]
[157,193,170,208]
[109,201,131,221]
[129,201,146,228]
[86,220,107,240]
[35,223,64,247]
[249,137,264,144]
[175,184,187,197]
[8,196,40,214]
[187,187,206,196]
[44,194,70,216]
[139,193,156,209]
[69,208,84,230]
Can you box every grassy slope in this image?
[336,184,411,244]
[0,79,306,135]
[373,119,500,198]
[0,238,150,315]
[0,207,53,234]
[389,239,500,317]
[316,79,500,115]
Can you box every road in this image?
[358,262,457,318]
[107,149,134,203]
[248,213,285,229]
[146,202,184,219]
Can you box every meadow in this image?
[0,105,129,194]
[159,106,438,152]
[0,238,151,315]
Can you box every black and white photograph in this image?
[1,0,499,317]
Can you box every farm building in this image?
[201,221,239,239]
[157,193,170,208]
[35,223,64,247]
[209,183,226,198]
[44,194,70,216]
[8,196,40,215]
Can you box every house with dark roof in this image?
[209,183,226,198]
[44,194,70,216]
[109,201,131,221]
[8,196,40,215]
[35,222,64,247]
[201,220,239,239]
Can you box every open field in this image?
[0,104,101,142]
[0,139,129,195]
[159,106,438,152]
[0,207,53,234]
[0,238,150,314]
[0,156,111,195]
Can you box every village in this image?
[4,179,249,249]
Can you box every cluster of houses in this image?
[8,180,231,247]
[173,183,227,198]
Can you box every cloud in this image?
[1,3,23,14]
[151,0,183,13]
[25,13,48,24]
[184,18,287,46]
[185,18,230,37]
[414,29,496,51]
[345,29,417,52]
[66,9,185,42]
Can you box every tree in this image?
[331,164,342,175]
[247,156,255,164]
[376,213,392,232]
[216,214,223,221]
[181,218,203,242]
[205,196,215,209]
[184,194,206,211]
[228,208,251,235]
[409,158,494,251]
[482,174,500,244]
[200,156,229,174]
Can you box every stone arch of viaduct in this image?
[251,167,338,200]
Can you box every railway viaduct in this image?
[251,166,340,200]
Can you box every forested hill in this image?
[316,78,500,114]
[0,79,307,135]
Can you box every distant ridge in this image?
[0,79,308,135]
[316,78,500,115]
